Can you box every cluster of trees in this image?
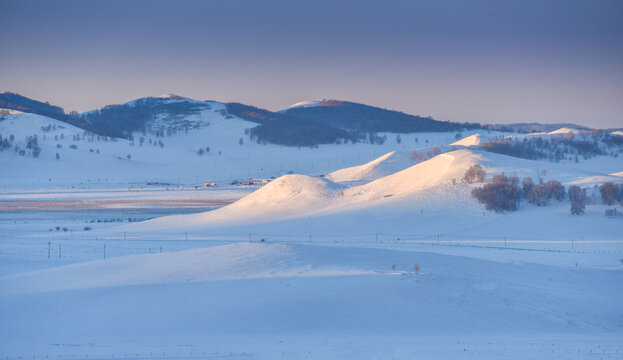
[481,132,623,162]
[599,182,623,206]
[526,180,565,206]
[411,147,443,163]
[470,174,578,214]
[40,124,60,132]
[0,133,14,151]
[248,118,354,147]
[471,174,521,212]
[469,167,620,215]
[3,134,42,157]
[197,146,211,155]
[25,135,41,157]
[368,132,387,145]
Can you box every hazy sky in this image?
[2,0,622,127]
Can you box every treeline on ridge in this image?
[227,100,481,147]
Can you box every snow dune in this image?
[124,149,481,231]
[340,150,478,202]
[327,151,416,183]
[451,133,482,147]
[0,243,375,294]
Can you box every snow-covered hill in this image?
[1,107,499,189]
[327,151,416,183]
[120,147,623,246]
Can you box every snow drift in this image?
[327,151,416,183]
[0,243,374,294]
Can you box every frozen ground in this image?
[1,113,623,358]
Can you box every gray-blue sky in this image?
[1,0,622,127]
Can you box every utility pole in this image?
[58,244,61,259]
[48,242,51,259]
[104,244,106,259]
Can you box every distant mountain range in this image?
[0,92,596,147]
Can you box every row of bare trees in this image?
[464,165,620,215]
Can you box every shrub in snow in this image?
[462,164,485,184]
[471,174,520,213]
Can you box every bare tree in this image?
[569,185,587,215]
[600,182,617,205]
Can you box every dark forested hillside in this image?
[282,100,479,133]
[227,100,481,147]
[0,92,69,121]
